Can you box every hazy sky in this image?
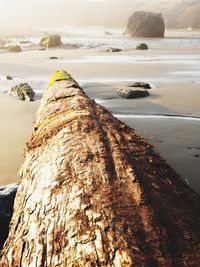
[0,0,128,29]
[0,0,199,31]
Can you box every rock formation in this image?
[118,88,150,99]
[8,83,35,101]
[0,184,18,250]
[40,35,62,48]
[0,71,200,266]
[125,11,165,38]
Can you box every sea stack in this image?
[0,71,199,266]
[125,11,165,38]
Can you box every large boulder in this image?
[0,184,18,250]
[8,83,35,101]
[125,11,165,38]
[40,35,62,48]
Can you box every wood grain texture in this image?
[0,77,200,266]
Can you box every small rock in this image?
[194,154,199,158]
[8,83,35,101]
[6,76,13,80]
[118,89,150,99]
[136,43,148,50]
[106,47,122,52]
[0,183,18,250]
[49,56,58,59]
[7,45,22,53]
[129,82,151,89]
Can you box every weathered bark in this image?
[0,75,200,266]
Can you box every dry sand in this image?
[0,46,199,193]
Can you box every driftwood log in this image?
[0,73,200,266]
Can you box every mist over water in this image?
[0,0,200,35]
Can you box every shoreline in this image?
[0,35,199,193]
[1,90,199,193]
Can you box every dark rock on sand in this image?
[6,76,13,80]
[125,11,165,38]
[129,82,151,89]
[118,88,150,99]
[136,43,148,50]
[0,183,18,250]
[106,47,122,52]
[7,45,22,53]
[49,56,58,59]
[40,35,62,48]
[8,83,35,101]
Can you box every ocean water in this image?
[35,26,200,48]
[1,26,200,89]
[2,26,200,50]
[61,54,200,64]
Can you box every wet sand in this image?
[0,46,199,193]
[0,94,38,184]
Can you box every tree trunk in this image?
[0,75,200,266]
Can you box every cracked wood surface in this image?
[0,77,200,266]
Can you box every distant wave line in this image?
[114,113,200,122]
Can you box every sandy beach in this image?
[0,32,200,193]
